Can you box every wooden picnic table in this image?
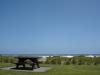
[15,56,40,70]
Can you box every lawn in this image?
[0,63,14,68]
[0,63,100,75]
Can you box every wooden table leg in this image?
[16,64,19,69]
[31,63,35,70]
[23,64,25,68]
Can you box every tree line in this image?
[45,56,100,65]
[0,55,16,63]
[0,55,100,65]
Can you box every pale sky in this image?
[0,0,100,54]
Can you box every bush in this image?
[45,55,100,65]
[0,56,16,63]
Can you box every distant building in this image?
[61,55,74,58]
[85,55,94,58]
[39,56,53,62]
[95,56,100,57]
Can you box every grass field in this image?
[0,63,100,75]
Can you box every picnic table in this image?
[15,56,40,70]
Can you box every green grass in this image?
[0,63,14,68]
[0,63,100,75]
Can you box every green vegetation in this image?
[0,55,16,63]
[45,56,100,65]
[0,55,100,65]
[0,55,100,75]
[0,63,14,68]
[0,63,100,75]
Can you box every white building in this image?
[85,55,94,58]
[61,55,74,58]
[39,56,53,62]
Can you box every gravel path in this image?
[0,67,51,72]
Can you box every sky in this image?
[0,0,100,54]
